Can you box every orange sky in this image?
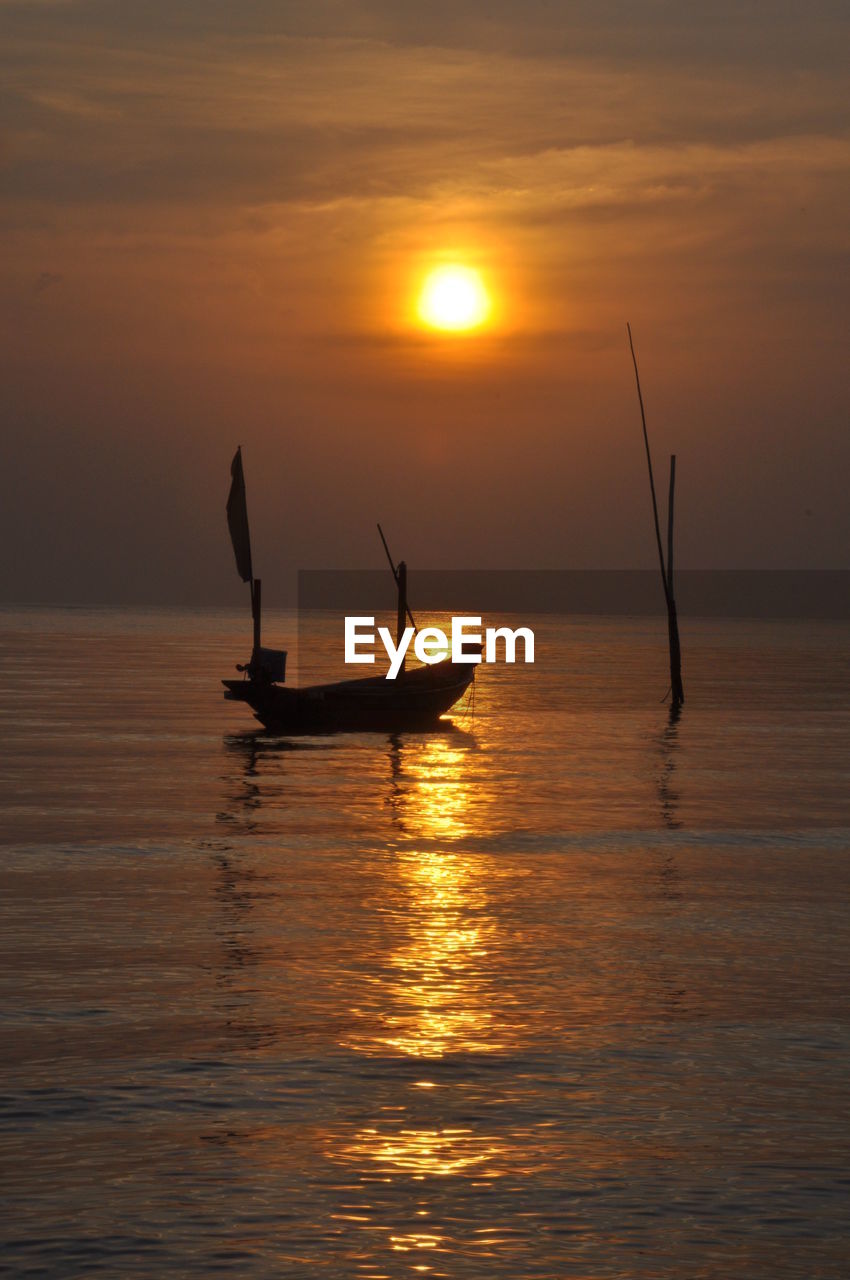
[1,2,848,603]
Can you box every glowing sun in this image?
[417,264,491,332]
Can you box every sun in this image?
[417,264,491,333]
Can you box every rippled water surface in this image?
[1,606,849,1278]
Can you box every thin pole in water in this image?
[666,455,684,705]
[667,453,676,594]
[626,324,684,706]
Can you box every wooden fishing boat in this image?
[222,448,475,733]
[223,662,475,734]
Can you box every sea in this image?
[1,605,848,1279]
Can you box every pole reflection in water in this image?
[385,729,478,840]
[654,704,685,911]
[206,731,328,1053]
[656,702,683,832]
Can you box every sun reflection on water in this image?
[348,1126,506,1178]
[329,733,519,1251]
[386,733,478,841]
[346,733,514,1060]
[378,843,499,1058]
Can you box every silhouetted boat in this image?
[221,448,475,733]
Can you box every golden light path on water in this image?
[339,736,516,1192]
[345,736,505,1060]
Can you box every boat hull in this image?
[222,660,474,733]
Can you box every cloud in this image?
[3,0,849,70]
[1,23,847,221]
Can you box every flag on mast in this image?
[226,447,253,583]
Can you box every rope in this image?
[455,671,476,726]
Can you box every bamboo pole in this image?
[627,324,684,706]
[627,324,670,609]
[667,454,676,594]
[666,456,684,705]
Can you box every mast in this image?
[377,523,416,678]
[251,578,262,657]
[396,560,408,677]
[377,523,418,634]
